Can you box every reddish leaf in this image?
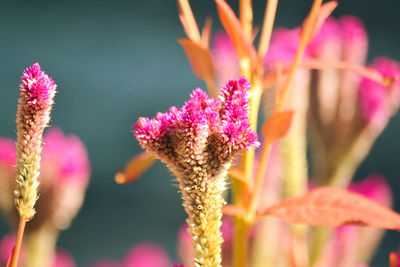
[390,252,399,267]
[178,38,215,81]
[258,187,400,229]
[115,152,156,185]
[309,1,338,41]
[222,204,246,217]
[215,0,257,66]
[262,111,294,143]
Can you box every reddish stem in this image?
[7,217,27,267]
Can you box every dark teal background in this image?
[0,0,399,265]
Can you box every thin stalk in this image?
[247,141,272,220]
[258,0,279,60]
[233,217,251,267]
[240,0,253,41]
[177,0,201,42]
[7,217,27,267]
[275,0,323,112]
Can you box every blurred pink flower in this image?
[0,234,76,267]
[317,174,392,267]
[0,137,16,167]
[212,31,239,89]
[88,242,171,267]
[0,127,90,231]
[359,57,400,129]
[123,243,171,267]
[52,249,76,267]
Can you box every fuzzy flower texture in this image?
[134,77,258,266]
[15,63,57,220]
[134,77,258,180]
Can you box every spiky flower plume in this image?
[134,77,258,267]
[15,63,57,220]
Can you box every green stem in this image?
[233,216,250,267]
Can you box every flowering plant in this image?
[1,0,400,267]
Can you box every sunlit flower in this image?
[15,62,57,220]
[134,77,258,266]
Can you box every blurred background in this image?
[0,0,399,265]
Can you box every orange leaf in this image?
[178,38,215,81]
[115,152,156,185]
[228,168,248,185]
[390,252,399,267]
[262,111,294,143]
[215,0,257,67]
[222,204,247,217]
[258,187,400,229]
[309,1,338,41]
[201,17,213,48]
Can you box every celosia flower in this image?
[0,128,90,230]
[0,128,89,266]
[134,77,258,266]
[178,218,235,267]
[359,57,400,130]
[88,242,171,267]
[123,243,171,267]
[15,62,57,220]
[212,32,239,89]
[316,174,392,267]
[134,77,258,162]
[0,138,16,167]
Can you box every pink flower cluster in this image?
[0,234,76,267]
[89,243,172,267]
[0,127,90,230]
[41,128,90,184]
[134,77,258,168]
[19,62,57,107]
[265,16,400,129]
[0,128,90,185]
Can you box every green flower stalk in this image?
[8,63,57,267]
[15,63,57,221]
[134,78,258,267]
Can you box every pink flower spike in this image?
[219,78,259,151]
[348,174,392,207]
[264,27,303,69]
[133,77,258,164]
[339,15,368,61]
[52,249,76,267]
[0,137,16,167]
[308,17,342,57]
[0,234,17,265]
[123,243,171,267]
[212,31,240,88]
[172,264,184,267]
[359,57,400,129]
[20,62,57,107]
[41,128,90,184]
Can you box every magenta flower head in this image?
[34,128,90,230]
[134,77,258,266]
[123,243,171,267]
[134,77,258,166]
[0,128,90,231]
[15,62,57,220]
[359,57,400,130]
